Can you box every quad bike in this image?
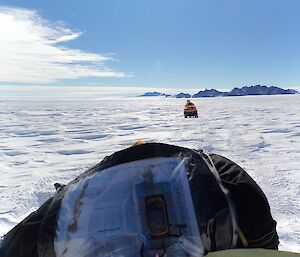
[184,106,198,118]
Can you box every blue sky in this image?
[1,0,300,91]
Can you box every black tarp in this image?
[0,143,279,257]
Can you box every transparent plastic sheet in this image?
[54,157,204,257]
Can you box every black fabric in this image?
[209,154,279,249]
[0,197,52,257]
[37,186,66,257]
[0,143,279,257]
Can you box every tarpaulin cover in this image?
[0,143,279,257]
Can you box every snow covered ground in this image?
[0,95,299,252]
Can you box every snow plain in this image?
[0,94,299,252]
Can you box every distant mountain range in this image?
[139,91,170,97]
[140,85,298,98]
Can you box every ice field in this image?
[0,94,299,252]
